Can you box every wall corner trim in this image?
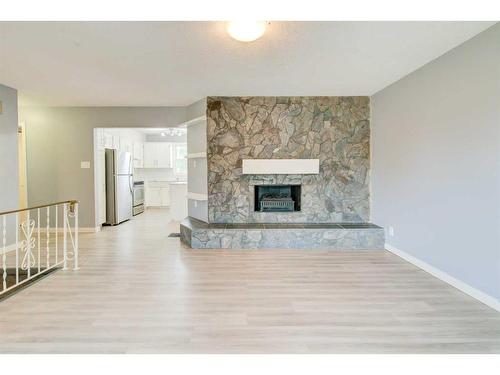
[385,243,500,312]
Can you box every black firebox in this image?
[254,185,301,212]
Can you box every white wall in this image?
[371,24,500,303]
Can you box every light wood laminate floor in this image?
[1,209,499,353]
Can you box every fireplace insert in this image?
[254,185,301,212]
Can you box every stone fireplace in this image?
[180,96,384,250]
[206,96,370,224]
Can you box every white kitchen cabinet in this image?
[112,135,120,149]
[143,143,157,168]
[143,142,172,168]
[157,143,172,168]
[120,138,133,153]
[133,142,144,168]
[103,131,114,149]
[145,182,170,207]
[145,187,162,207]
[160,187,170,207]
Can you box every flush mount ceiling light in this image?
[227,21,267,42]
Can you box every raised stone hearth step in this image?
[180,217,385,250]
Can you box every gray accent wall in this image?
[0,84,19,213]
[207,96,371,224]
[371,24,500,301]
[0,84,19,244]
[19,106,187,228]
[186,98,206,120]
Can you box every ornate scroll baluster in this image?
[63,203,78,270]
[20,213,36,273]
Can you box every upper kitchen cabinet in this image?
[143,142,172,168]
[133,142,144,168]
[120,138,133,153]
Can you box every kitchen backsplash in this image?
[134,168,186,182]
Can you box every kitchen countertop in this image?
[143,180,187,183]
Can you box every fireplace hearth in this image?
[254,185,301,212]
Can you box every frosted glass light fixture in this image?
[227,21,266,42]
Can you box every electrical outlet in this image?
[194,201,198,208]
[388,226,394,237]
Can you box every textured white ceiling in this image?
[0,21,495,106]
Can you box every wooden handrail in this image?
[0,200,78,216]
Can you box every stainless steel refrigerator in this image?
[105,149,133,225]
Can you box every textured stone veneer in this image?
[180,218,385,250]
[207,96,371,223]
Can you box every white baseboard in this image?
[385,243,500,312]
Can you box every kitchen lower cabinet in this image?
[160,187,170,207]
[145,187,162,207]
[145,182,170,207]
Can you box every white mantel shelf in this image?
[187,192,208,201]
[187,152,207,159]
[242,159,319,175]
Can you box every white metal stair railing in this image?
[1,200,79,297]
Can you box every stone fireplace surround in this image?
[180,96,384,250]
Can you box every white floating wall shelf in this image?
[179,115,207,128]
[242,159,320,175]
[187,152,207,159]
[187,192,208,201]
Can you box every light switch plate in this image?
[80,161,91,169]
